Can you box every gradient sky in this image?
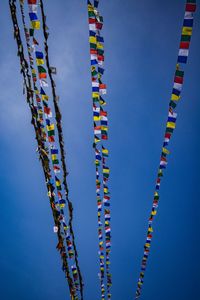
[0,1,200,300]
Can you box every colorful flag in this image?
[28,0,37,4]
[38,66,47,79]
[31,20,40,29]
[29,12,38,21]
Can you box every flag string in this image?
[134,1,197,299]
[10,0,84,299]
[39,1,84,297]
[87,1,112,299]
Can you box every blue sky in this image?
[0,0,199,299]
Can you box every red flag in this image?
[28,0,37,4]
[96,22,103,30]
[44,106,51,115]
[89,18,96,24]
[48,136,55,143]
[186,3,196,12]
[179,41,190,49]
[100,109,107,117]
[174,76,184,84]
[90,49,97,54]
[165,133,171,139]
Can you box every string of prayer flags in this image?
[21,5,75,299]
[28,3,80,299]
[39,1,84,296]
[87,1,112,299]
[135,1,196,299]
[9,3,77,299]
[12,1,83,299]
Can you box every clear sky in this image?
[0,1,199,300]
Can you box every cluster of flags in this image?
[10,0,197,299]
[11,1,83,299]
[135,1,196,299]
[27,1,83,299]
[88,1,112,299]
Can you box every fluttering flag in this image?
[38,66,47,79]
[28,0,37,4]
[87,1,112,299]
[31,20,40,29]
[134,1,196,299]
[29,4,38,13]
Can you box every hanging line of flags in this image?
[134,1,197,299]
[39,0,84,297]
[15,1,78,298]
[9,2,74,294]
[10,1,83,299]
[25,0,83,298]
[87,1,112,300]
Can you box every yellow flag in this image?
[148,227,153,233]
[36,58,44,65]
[59,204,65,208]
[102,148,109,155]
[51,154,57,160]
[94,136,100,143]
[92,92,99,98]
[101,126,108,131]
[89,36,97,44]
[182,26,192,36]
[93,116,100,121]
[47,124,54,131]
[100,99,106,106]
[88,4,94,11]
[162,147,170,155]
[138,282,143,286]
[97,42,104,49]
[171,94,180,101]
[41,95,49,101]
[95,160,100,165]
[167,122,176,129]
[31,20,40,30]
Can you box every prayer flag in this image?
[35,51,44,59]
[31,20,40,29]
[28,0,37,4]
[29,12,38,21]
[185,3,196,12]
[38,66,47,79]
